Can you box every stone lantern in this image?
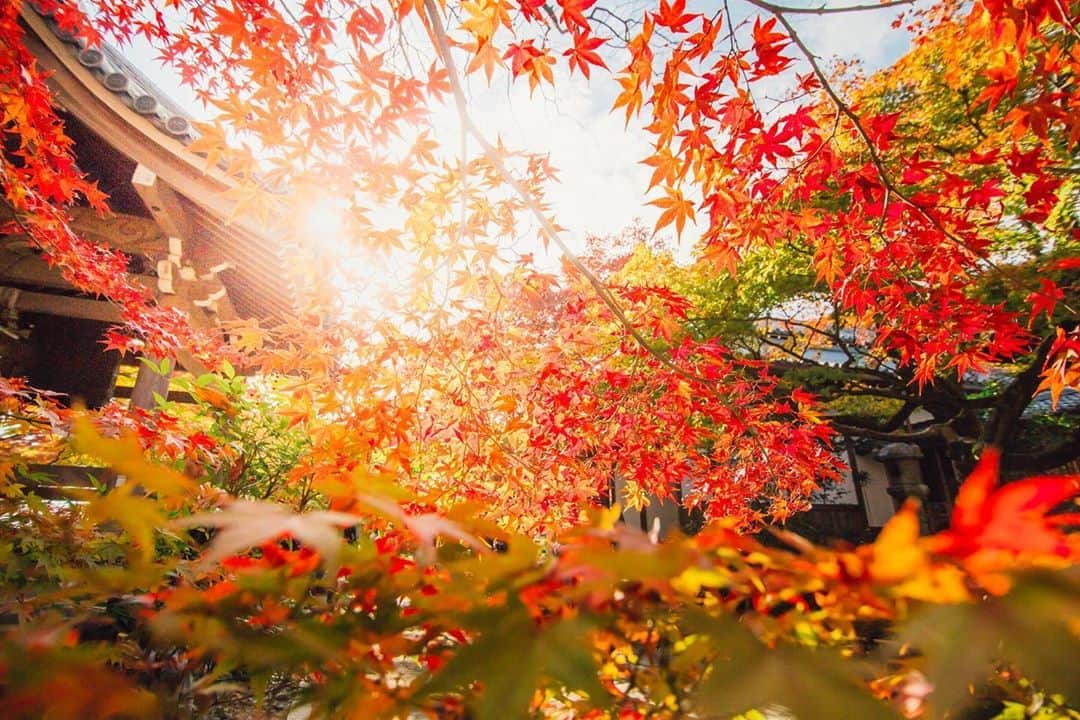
[874,441,930,532]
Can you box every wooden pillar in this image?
[843,437,870,531]
[129,357,171,410]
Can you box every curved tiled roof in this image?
[1023,388,1080,419]
[23,3,302,322]
[31,3,198,145]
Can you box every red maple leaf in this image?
[750,17,792,78]
[557,0,597,32]
[932,447,1080,563]
[563,32,607,78]
[654,0,698,33]
[1027,278,1064,324]
[518,0,546,22]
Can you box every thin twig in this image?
[746,0,1007,274]
[749,0,916,15]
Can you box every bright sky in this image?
[114,1,917,269]
[442,2,913,261]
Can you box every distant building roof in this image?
[1022,388,1080,419]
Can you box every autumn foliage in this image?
[1,0,1080,716]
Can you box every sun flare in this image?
[296,196,417,318]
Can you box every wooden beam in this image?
[0,248,157,294]
[1,202,168,256]
[0,253,219,378]
[0,256,211,375]
[128,167,239,322]
[70,206,169,256]
[0,286,121,323]
[131,164,195,243]
[0,252,73,291]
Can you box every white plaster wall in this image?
[811,453,860,505]
[850,453,897,527]
[649,496,681,539]
[612,474,684,538]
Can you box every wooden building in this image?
[2,4,301,409]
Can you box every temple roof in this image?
[9,4,302,324]
[35,5,199,146]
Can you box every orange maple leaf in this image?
[504,40,555,94]
[930,447,1080,589]
[649,186,696,238]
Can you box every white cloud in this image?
[792,4,914,70]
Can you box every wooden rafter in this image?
[131,163,195,245]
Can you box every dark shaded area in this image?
[22,313,120,408]
[57,109,151,217]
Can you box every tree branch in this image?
[744,0,1004,273]
[831,421,948,441]
[982,332,1059,447]
[1002,426,1080,474]
[747,0,916,15]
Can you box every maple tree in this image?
[4,0,1080,518]
[2,0,1080,716]
[569,0,1080,479]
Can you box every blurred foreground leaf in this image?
[901,570,1080,715]
[416,608,605,718]
[689,614,897,719]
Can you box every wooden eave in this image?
[22,8,244,231]
[18,6,300,322]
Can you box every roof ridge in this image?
[30,2,196,144]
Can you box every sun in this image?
[296,196,418,319]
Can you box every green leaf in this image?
[689,615,897,719]
[416,608,605,719]
[137,356,160,374]
[136,356,172,375]
[900,570,1080,715]
[82,490,166,564]
[992,701,1028,720]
